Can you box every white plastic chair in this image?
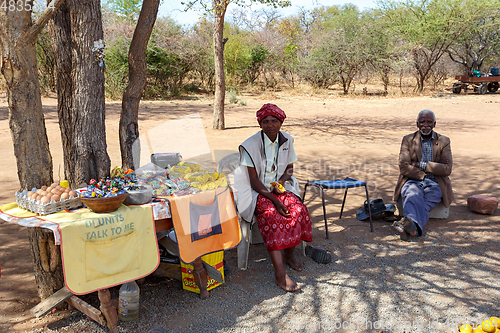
[217,153,303,270]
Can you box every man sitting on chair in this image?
[392,109,454,241]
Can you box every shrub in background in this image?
[187,18,216,92]
[102,10,135,99]
[105,37,130,99]
[36,29,56,95]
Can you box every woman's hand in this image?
[247,166,290,217]
[273,199,291,217]
[271,181,286,194]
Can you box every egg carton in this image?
[15,189,83,215]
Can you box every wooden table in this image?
[30,217,202,333]
[1,200,170,333]
[3,189,237,331]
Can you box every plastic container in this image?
[151,153,182,169]
[118,280,140,322]
[15,189,82,215]
[491,67,499,76]
[123,185,153,205]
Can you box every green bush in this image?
[243,44,269,84]
[143,17,198,97]
[300,51,336,88]
[104,37,130,99]
[36,30,56,95]
[227,89,239,104]
[224,24,252,87]
[145,45,188,97]
[187,20,216,92]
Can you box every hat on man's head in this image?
[256,103,286,124]
[356,198,396,221]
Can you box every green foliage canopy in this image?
[104,0,143,19]
[378,0,500,91]
[301,5,380,93]
[447,13,500,74]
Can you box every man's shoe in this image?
[392,219,405,233]
[392,216,417,241]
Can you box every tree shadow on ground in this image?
[109,151,499,333]
[2,97,500,332]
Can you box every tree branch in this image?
[25,0,67,43]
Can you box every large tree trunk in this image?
[212,0,227,130]
[120,0,161,170]
[28,228,65,299]
[0,9,53,190]
[49,0,110,188]
[69,0,110,185]
[1,0,67,300]
[48,1,73,185]
[37,0,109,300]
[35,0,109,300]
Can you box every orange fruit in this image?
[483,320,497,333]
[460,324,473,333]
[490,317,500,329]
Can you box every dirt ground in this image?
[0,88,499,332]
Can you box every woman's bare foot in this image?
[283,254,303,271]
[275,273,300,292]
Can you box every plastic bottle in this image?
[118,280,140,322]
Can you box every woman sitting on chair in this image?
[236,103,330,292]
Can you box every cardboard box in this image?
[181,251,224,294]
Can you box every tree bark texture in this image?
[49,0,111,188]
[212,0,227,130]
[28,228,64,300]
[48,1,73,183]
[0,9,53,190]
[120,0,160,170]
[1,0,67,302]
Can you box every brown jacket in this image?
[393,131,454,207]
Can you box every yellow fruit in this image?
[473,326,484,333]
[270,181,285,194]
[490,317,500,329]
[460,324,473,333]
[483,320,497,333]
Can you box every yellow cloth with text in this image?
[39,204,159,295]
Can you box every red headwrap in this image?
[256,103,286,124]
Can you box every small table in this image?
[0,199,170,333]
[1,189,239,331]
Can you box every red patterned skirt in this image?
[255,191,312,252]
